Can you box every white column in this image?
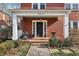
[64,15,69,39]
[70,21,73,29]
[12,14,18,40]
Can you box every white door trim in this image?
[32,20,47,37]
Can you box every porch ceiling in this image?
[11,9,71,17]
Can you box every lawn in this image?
[49,48,79,56]
[0,40,31,56]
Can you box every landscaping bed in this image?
[0,40,31,56]
[49,48,79,56]
[48,32,79,56]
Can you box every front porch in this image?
[11,10,70,40]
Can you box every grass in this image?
[0,40,31,56]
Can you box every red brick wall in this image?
[21,18,32,34]
[47,16,64,40]
[46,3,64,10]
[20,3,64,10]
[21,3,32,9]
[21,17,64,40]
[69,11,79,21]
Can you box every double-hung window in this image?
[73,4,78,10]
[32,3,46,10]
[40,3,45,9]
[65,3,79,10]
[73,22,78,29]
[65,4,71,10]
[32,3,38,9]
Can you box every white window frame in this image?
[65,3,79,10]
[71,3,79,10]
[64,3,71,10]
[32,3,46,9]
[70,21,79,29]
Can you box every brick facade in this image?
[21,17,64,40]
[12,3,79,40]
[46,3,64,10]
[69,11,79,21]
[21,3,32,9]
[21,3,64,10]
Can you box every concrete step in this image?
[27,39,49,43]
[31,43,48,46]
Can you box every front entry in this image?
[32,20,47,37]
[37,22,43,37]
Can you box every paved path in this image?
[27,44,51,56]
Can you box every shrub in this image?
[63,37,72,47]
[3,40,16,50]
[49,36,61,48]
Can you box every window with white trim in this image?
[65,4,71,10]
[73,4,78,10]
[65,3,79,10]
[73,22,78,29]
[40,3,45,9]
[32,3,38,9]
[32,3,46,10]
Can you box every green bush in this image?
[63,38,72,47]
[2,40,16,50]
[49,36,61,48]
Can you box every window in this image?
[33,3,38,9]
[32,3,46,9]
[73,22,78,29]
[40,3,45,9]
[73,4,78,10]
[65,4,71,10]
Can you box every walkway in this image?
[27,44,51,56]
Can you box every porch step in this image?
[31,43,48,46]
[27,39,49,43]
